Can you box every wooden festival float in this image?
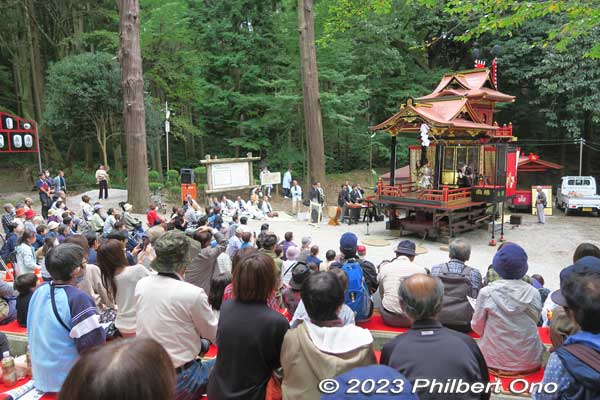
[369,64,519,243]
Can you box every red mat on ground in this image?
[357,315,480,339]
[358,315,552,345]
[0,320,27,335]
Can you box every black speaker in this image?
[510,215,522,225]
[180,168,194,184]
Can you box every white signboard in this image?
[211,162,251,190]
[261,172,281,186]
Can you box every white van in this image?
[556,176,600,215]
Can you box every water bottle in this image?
[2,351,16,387]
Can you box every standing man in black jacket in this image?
[380,274,490,400]
[337,184,351,224]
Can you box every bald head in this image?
[399,274,444,322]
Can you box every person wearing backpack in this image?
[329,232,378,323]
[431,238,482,332]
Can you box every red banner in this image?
[0,112,38,153]
[505,150,518,197]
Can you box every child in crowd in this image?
[282,263,312,317]
[209,273,232,318]
[306,245,322,269]
[240,231,253,249]
[322,249,337,271]
[14,273,37,327]
[34,224,48,250]
[36,236,57,282]
[274,244,283,259]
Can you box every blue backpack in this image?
[341,259,371,322]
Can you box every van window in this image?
[568,179,575,185]
[584,179,591,185]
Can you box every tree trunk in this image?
[298,0,325,185]
[119,0,149,211]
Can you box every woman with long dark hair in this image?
[97,239,149,337]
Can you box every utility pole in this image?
[165,101,170,172]
[579,137,584,176]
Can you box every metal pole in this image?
[579,137,583,176]
[500,200,505,241]
[165,101,169,172]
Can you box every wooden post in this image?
[298,0,326,185]
[119,0,149,212]
[389,134,397,186]
[442,185,449,203]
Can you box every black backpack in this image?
[437,263,475,330]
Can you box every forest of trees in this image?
[1,0,599,184]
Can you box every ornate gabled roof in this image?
[417,68,515,103]
[369,96,497,134]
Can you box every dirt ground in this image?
[5,187,598,292]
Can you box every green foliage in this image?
[68,166,97,187]
[149,182,162,192]
[166,169,180,183]
[193,167,206,184]
[166,185,181,202]
[148,170,161,183]
[446,0,600,58]
[44,52,122,165]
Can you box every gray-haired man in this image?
[380,274,490,400]
[431,238,482,332]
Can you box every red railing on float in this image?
[490,122,513,137]
[377,179,471,204]
[419,186,471,203]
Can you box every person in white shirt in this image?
[281,246,300,285]
[377,240,428,328]
[95,165,109,200]
[282,168,292,198]
[290,180,302,215]
[135,231,217,399]
[261,197,278,218]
